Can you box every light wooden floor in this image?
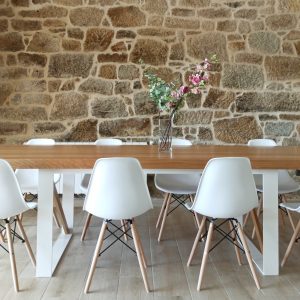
[0,196,300,300]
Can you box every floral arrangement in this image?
[143,55,217,116]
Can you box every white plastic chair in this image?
[83,157,153,293]
[0,159,36,292]
[15,138,69,234]
[80,138,122,241]
[247,139,299,233]
[186,157,260,291]
[280,202,300,267]
[154,138,201,241]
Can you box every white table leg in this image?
[62,173,75,229]
[36,170,54,277]
[262,170,279,275]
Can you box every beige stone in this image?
[214,116,262,144]
[60,80,75,91]
[0,7,14,17]
[111,41,127,52]
[19,5,68,18]
[170,43,184,60]
[278,0,300,12]
[0,83,13,105]
[49,54,93,78]
[165,17,200,29]
[43,19,66,28]
[172,8,195,17]
[198,8,231,18]
[69,8,104,26]
[137,28,176,37]
[234,9,257,19]
[217,20,237,32]
[79,78,113,95]
[198,127,213,140]
[53,0,82,6]
[174,110,212,125]
[11,19,42,31]
[0,123,27,135]
[116,30,136,39]
[108,6,146,27]
[0,107,48,121]
[91,97,128,118]
[0,33,24,52]
[23,94,52,105]
[130,39,168,66]
[178,0,210,7]
[48,80,61,92]
[115,81,132,94]
[15,80,46,92]
[142,0,168,15]
[99,118,151,137]
[186,93,202,109]
[67,28,84,40]
[235,53,263,64]
[118,65,139,80]
[50,92,89,120]
[27,32,60,53]
[11,0,29,6]
[266,14,297,31]
[62,39,81,51]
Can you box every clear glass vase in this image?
[158,113,174,152]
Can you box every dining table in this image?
[0,144,299,278]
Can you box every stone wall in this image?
[0,0,299,145]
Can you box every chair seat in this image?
[279,202,300,212]
[155,173,201,194]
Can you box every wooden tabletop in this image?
[0,144,300,170]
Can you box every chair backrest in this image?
[94,138,122,146]
[247,139,276,147]
[172,138,192,146]
[191,157,258,219]
[15,138,56,191]
[83,158,153,220]
[0,160,30,219]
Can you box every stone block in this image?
[0,123,27,135]
[0,19,8,32]
[0,32,24,52]
[99,65,117,79]
[27,32,60,53]
[234,9,257,19]
[23,93,52,105]
[11,19,42,31]
[133,91,157,115]
[18,53,47,67]
[265,122,294,136]
[115,81,132,94]
[266,14,297,31]
[235,53,263,64]
[174,110,212,125]
[0,83,13,105]
[116,30,136,39]
[248,32,280,54]
[0,107,48,121]
[66,119,97,142]
[62,39,81,51]
[11,0,29,6]
[118,65,139,80]
[98,53,128,63]
[0,7,14,17]
[217,20,237,32]
[67,28,84,40]
[79,78,113,95]
[34,122,66,134]
[19,5,68,18]
[142,0,168,15]
[165,17,200,29]
[91,97,128,118]
[198,8,231,18]
[203,88,235,109]
[108,6,146,27]
[69,7,103,26]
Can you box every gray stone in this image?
[186,93,202,108]
[130,39,168,66]
[142,0,168,15]
[0,107,47,121]
[234,9,257,19]
[258,114,278,121]
[187,33,228,62]
[115,81,132,94]
[174,110,212,125]
[133,91,157,115]
[50,92,89,120]
[118,65,139,80]
[265,122,294,136]
[213,116,262,144]
[98,118,151,136]
[91,97,128,118]
[203,88,235,109]
[165,17,200,29]
[108,6,146,27]
[23,94,52,105]
[27,32,60,52]
[70,7,104,26]
[265,56,300,80]
[15,80,46,92]
[48,54,93,78]
[278,0,300,12]
[0,32,24,52]
[79,78,113,95]
[266,14,297,31]
[236,92,300,112]
[178,0,210,7]
[98,53,128,63]
[34,122,66,134]
[198,8,231,18]
[170,43,184,60]
[0,68,27,79]
[0,123,27,135]
[222,64,264,90]
[248,32,280,54]
[238,20,251,34]
[235,53,263,64]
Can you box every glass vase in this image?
[158,113,174,152]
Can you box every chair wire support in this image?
[200,218,245,254]
[98,219,136,257]
[167,194,189,216]
[0,218,25,253]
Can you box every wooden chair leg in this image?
[81,213,92,241]
[6,220,19,292]
[133,221,147,269]
[281,219,300,267]
[252,200,262,239]
[187,216,206,266]
[228,220,242,266]
[53,187,69,234]
[250,209,263,253]
[158,193,171,242]
[16,216,36,267]
[131,221,150,293]
[84,221,107,294]
[156,193,169,229]
[281,195,296,232]
[197,221,214,291]
[236,221,260,290]
[53,207,61,228]
[189,194,201,229]
[243,211,250,227]
[0,230,5,243]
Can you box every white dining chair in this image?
[280,202,300,267]
[80,138,122,241]
[155,138,201,241]
[247,139,299,234]
[15,138,69,234]
[186,157,261,291]
[0,159,36,292]
[83,157,153,293]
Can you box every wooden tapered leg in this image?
[6,220,19,292]
[189,194,201,229]
[0,230,5,243]
[281,195,296,232]
[121,220,128,242]
[197,221,214,291]
[156,193,170,229]
[84,221,107,294]
[158,193,171,242]
[53,207,61,228]
[252,199,262,239]
[131,221,150,293]
[81,213,92,241]
[187,216,206,267]
[236,221,260,290]
[53,187,69,234]
[281,219,300,267]
[16,216,36,267]
[250,209,263,253]
[133,221,147,269]
[243,211,250,227]
[228,220,242,266]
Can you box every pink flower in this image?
[171,91,181,99]
[191,87,201,94]
[189,74,201,85]
[179,85,189,95]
